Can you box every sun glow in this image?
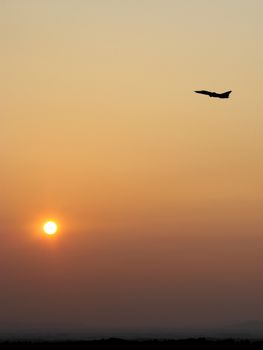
[43,221,58,235]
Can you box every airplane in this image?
[194,90,232,98]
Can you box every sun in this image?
[43,221,58,235]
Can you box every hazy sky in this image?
[1,0,263,332]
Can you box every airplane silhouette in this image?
[194,90,232,98]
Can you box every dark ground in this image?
[1,338,263,348]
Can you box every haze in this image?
[1,0,263,334]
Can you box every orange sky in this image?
[1,0,263,332]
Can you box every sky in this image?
[1,0,263,333]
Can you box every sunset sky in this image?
[1,0,263,333]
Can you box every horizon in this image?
[2,319,263,340]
